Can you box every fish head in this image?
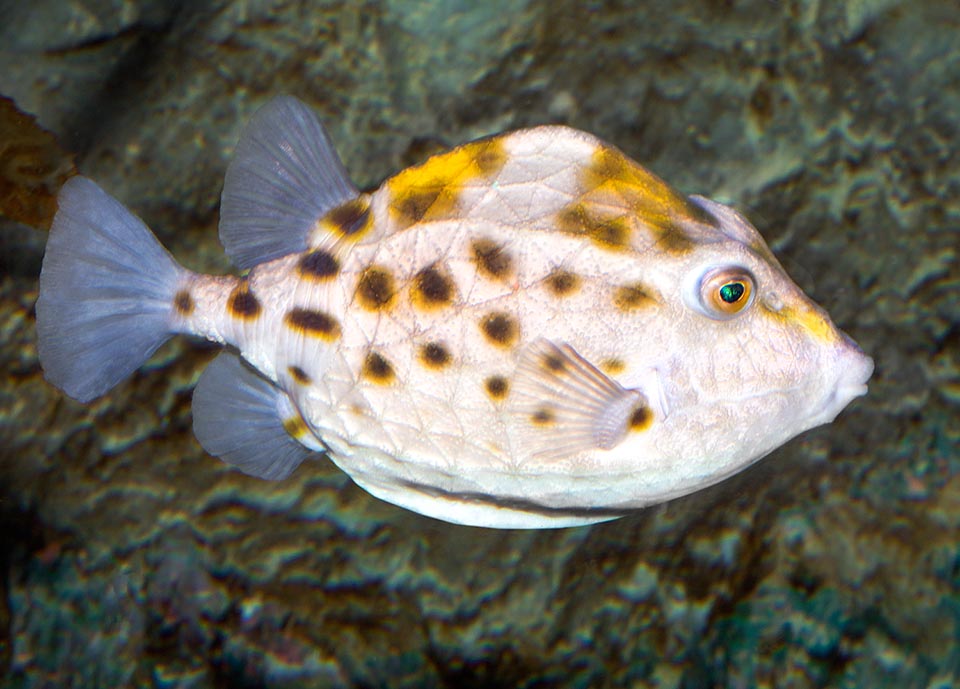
[632,195,873,480]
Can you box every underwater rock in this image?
[0,0,958,687]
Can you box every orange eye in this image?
[698,267,755,319]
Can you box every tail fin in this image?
[36,176,191,402]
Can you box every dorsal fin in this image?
[218,95,358,269]
[192,351,321,480]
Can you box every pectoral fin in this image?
[509,339,655,461]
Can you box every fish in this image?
[35,95,873,529]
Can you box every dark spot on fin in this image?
[531,407,556,426]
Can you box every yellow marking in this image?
[600,358,625,375]
[282,415,308,439]
[779,304,841,344]
[580,145,714,252]
[387,137,507,228]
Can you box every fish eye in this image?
[697,266,755,320]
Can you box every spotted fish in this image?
[36,96,873,528]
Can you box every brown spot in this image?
[285,308,340,340]
[471,139,508,176]
[472,238,513,280]
[392,187,453,227]
[298,249,340,281]
[228,281,261,320]
[628,405,653,432]
[485,375,509,400]
[323,196,372,238]
[173,289,194,316]
[613,283,657,311]
[288,366,311,385]
[355,265,396,311]
[544,268,580,297]
[600,358,626,375]
[592,217,630,249]
[362,351,395,384]
[531,407,556,426]
[420,342,451,369]
[657,226,696,254]
[542,352,566,373]
[480,312,519,348]
[282,415,308,439]
[411,264,455,309]
[557,203,630,251]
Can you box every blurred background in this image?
[0,1,957,687]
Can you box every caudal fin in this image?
[36,176,191,402]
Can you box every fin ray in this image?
[219,95,358,269]
[192,352,318,481]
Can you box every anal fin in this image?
[192,351,321,480]
[509,340,654,462]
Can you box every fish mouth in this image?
[812,335,874,424]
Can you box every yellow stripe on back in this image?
[386,137,508,228]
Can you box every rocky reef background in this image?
[0,1,957,687]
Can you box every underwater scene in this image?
[0,1,957,687]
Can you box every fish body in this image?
[36,96,873,528]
